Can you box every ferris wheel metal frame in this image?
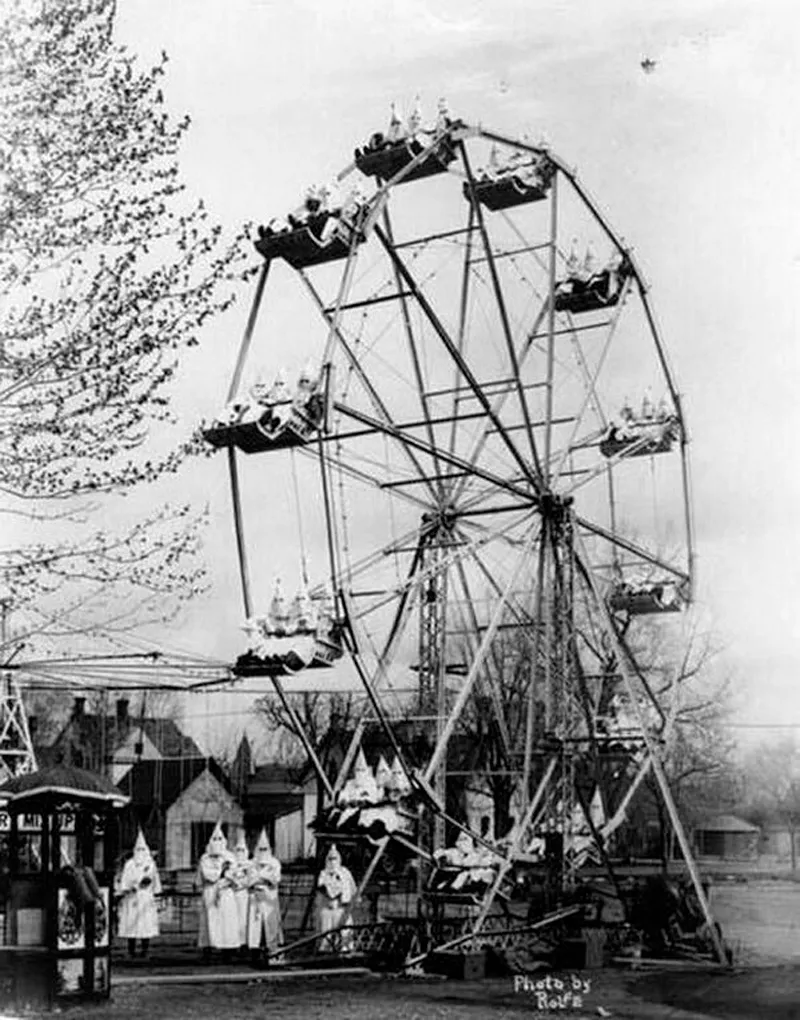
[207,114,724,964]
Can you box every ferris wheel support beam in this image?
[373,224,541,495]
[470,755,558,936]
[423,525,537,785]
[522,522,547,802]
[572,532,727,966]
[460,141,545,485]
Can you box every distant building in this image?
[118,757,244,871]
[694,814,760,859]
[244,763,317,862]
[40,696,203,782]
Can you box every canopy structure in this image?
[0,763,130,811]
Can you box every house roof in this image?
[43,712,203,767]
[696,814,760,834]
[249,763,314,794]
[117,757,233,811]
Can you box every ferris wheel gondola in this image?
[206,101,726,964]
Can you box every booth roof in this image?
[0,764,130,808]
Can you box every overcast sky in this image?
[106,0,800,749]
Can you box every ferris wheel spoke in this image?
[424,526,538,785]
[572,538,666,728]
[576,514,689,583]
[447,203,475,461]
[297,444,430,513]
[461,528,541,631]
[380,205,445,498]
[550,277,634,488]
[560,426,663,500]
[451,550,514,759]
[459,141,545,485]
[333,539,425,793]
[373,223,540,494]
[299,273,439,502]
[333,400,535,504]
[450,300,550,506]
[351,512,533,624]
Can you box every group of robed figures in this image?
[196,822,283,963]
[115,823,359,963]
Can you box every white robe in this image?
[317,866,356,951]
[116,855,161,939]
[197,852,240,949]
[230,859,252,946]
[247,857,282,951]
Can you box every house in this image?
[40,696,203,782]
[244,763,317,862]
[694,814,760,859]
[118,757,244,871]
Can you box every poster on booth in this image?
[56,958,85,997]
[57,888,85,951]
[94,955,109,994]
[93,888,110,948]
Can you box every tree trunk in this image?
[791,827,797,872]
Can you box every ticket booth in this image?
[0,764,128,1010]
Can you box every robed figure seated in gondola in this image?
[600,393,680,458]
[315,751,416,842]
[203,363,326,454]
[255,182,371,268]
[608,573,685,615]
[355,97,458,183]
[554,245,631,314]
[466,142,555,210]
[235,579,345,676]
[428,831,502,896]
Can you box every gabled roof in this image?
[44,712,203,768]
[117,757,233,812]
[696,814,760,834]
[137,718,203,759]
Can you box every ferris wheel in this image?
[205,102,723,960]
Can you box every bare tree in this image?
[740,736,800,870]
[254,689,364,812]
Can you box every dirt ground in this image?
[8,967,800,1020]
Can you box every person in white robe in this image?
[196,822,239,962]
[317,844,357,952]
[115,829,161,958]
[229,830,252,955]
[247,829,283,963]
